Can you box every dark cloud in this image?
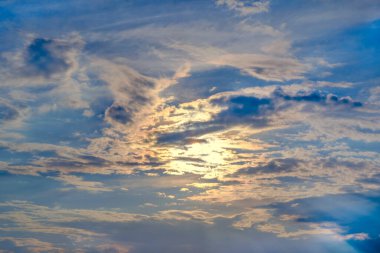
[43,154,110,169]
[158,87,364,144]
[117,161,165,167]
[212,96,272,115]
[26,38,69,77]
[157,95,274,144]
[358,173,380,186]
[212,95,272,126]
[132,168,167,176]
[273,176,305,184]
[233,158,301,176]
[184,138,208,145]
[273,87,363,107]
[174,156,206,163]
[0,239,29,253]
[22,37,79,78]
[215,88,364,124]
[322,158,366,170]
[214,88,364,127]
[0,102,19,123]
[78,155,110,165]
[100,67,157,125]
[105,104,131,124]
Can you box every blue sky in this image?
[0,0,380,252]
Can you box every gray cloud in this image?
[105,103,132,124]
[273,87,363,107]
[211,95,273,126]
[157,87,364,144]
[0,101,19,123]
[234,158,301,176]
[43,154,110,169]
[24,38,71,77]
[18,36,83,79]
[92,59,159,126]
[209,88,363,129]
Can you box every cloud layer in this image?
[0,0,380,252]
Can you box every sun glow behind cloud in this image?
[0,0,380,252]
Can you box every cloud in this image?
[234,158,301,175]
[0,201,232,252]
[157,86,364,145]
[171,43,308,82]
[212,95,272,119]
[0,34,91,131]
[93,243,132,253]
[0,237,65,253]
[314,81,353,88]
[0,2,378,253]
[91,59,189,129]
[106,103,132,124]
[51,174,113,192]
[0,34,83,84]
[24,38,71,78]
[216,0,270,16]
[0,100,20,124]
[208,52,309,81]
[258,192,380,243]
[232,208,272,229]
[256,222,348,239]
[187,150,378,205]
[273,87,363,107]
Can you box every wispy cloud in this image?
[216,0,270,16]
[1,1,380,252]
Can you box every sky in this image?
[0,0,380,252]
